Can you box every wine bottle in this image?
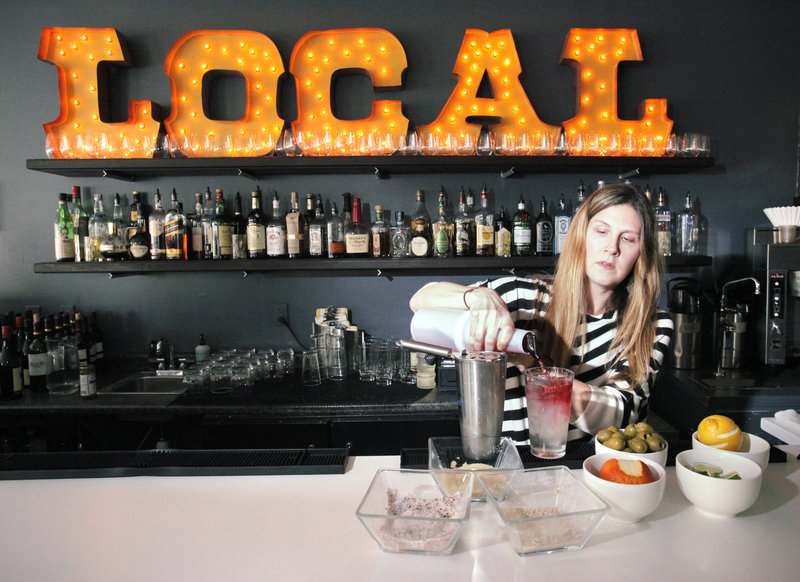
[69,186,89,262]
[0,319,23,400]
[27,315,49,393]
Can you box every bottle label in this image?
[266,228,286,256]
[454,223,472,255]
[345,233,369,254]
[476,225,495,247]
[513,227,532,244]
[309,228,324,255]
[554,216,571,254]
[328,240,345,256]
[496,227,512,257]
[130,241,149,259]
[409,236,429,257]
[247,225,266,252]
[28,352,51,377]
[286,214,304,255]
[231,233,247,259]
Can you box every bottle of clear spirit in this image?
[553,194,571,255]
[511,196,532,257]
[390,211,410,258]
[676,191,699,255]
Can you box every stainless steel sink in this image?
[101,371,186,395]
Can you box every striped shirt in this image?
[477,276,673,445]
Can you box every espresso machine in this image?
[747,228,800,367]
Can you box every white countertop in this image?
[1,451,798,582]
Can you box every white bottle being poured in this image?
[410,308,536,354]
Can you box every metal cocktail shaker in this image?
[397,338,508,462]
[455,351,508,461]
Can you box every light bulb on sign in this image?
[560,28,673,156]
[289,28,409,156]
[163,30,285,158]
[419,29,560,154]
[38,27,161,159]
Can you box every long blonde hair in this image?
[541,183,664,386]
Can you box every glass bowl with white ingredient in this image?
[477,466,609,556]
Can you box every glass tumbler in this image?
[326,329,347,382]
[301,349,322,386]
[372,339,393,386]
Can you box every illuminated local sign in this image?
[38,26,675,159]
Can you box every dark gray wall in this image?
[1,0,798,355]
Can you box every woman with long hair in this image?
[409,183,673,443]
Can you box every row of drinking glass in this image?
[182,347,298,395]
[302,332,416,387]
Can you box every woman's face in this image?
[584,203,643,300]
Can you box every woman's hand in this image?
[463,286,517,351]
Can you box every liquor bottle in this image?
[201,188,215,259]
[370,204,390,258]
[654,187,673,256]
[453,189,474,257]
[676,191,699,255]
[432,189,454,258]
[97,193,126,260]
[534,196,554,256]
[573,179,586,217]
[88,193,108,262]
[409,189,432,257]
[474,185,495,256]
[74,313,92,366]
[341,192,353,233]
[128,190,144,225]
[344,196,370,257]
[148,190,166,260]
[644,183,653,202]
[266,191,287,257]
[165,189,186,260]
[390,211,410,258]
[495,205,512,258]
[286,191,306,258]
[308,195,327,257]
[54,193,75,262]
[69,186,89,262]
[230,192,248,260]
[211,189,232,259]
[0,319,23,400]
[88,312,104,369]
[511,196,532,257]
[553,193,571,255]
[326,202,345,258]
[128,219,150,260]
[190,192,205,260]
[27,315,49,393]
[304,193,315,250]
[246,187,267,258]
[20,313,32,387]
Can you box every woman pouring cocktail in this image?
[409,183,673,445]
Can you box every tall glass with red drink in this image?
[524,367,574,459]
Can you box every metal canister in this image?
[79,364,97,399]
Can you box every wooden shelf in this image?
[26,155,716,182]
[33,255,712,277]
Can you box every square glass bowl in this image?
[428,436,524,500]
[356,469,473,555]
[477,467,609,556]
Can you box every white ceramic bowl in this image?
[691,431,770,470]
[595,435,669,467]
[675,449,763,518]
[582,453,667,523]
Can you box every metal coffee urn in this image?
[668,278,702,369]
